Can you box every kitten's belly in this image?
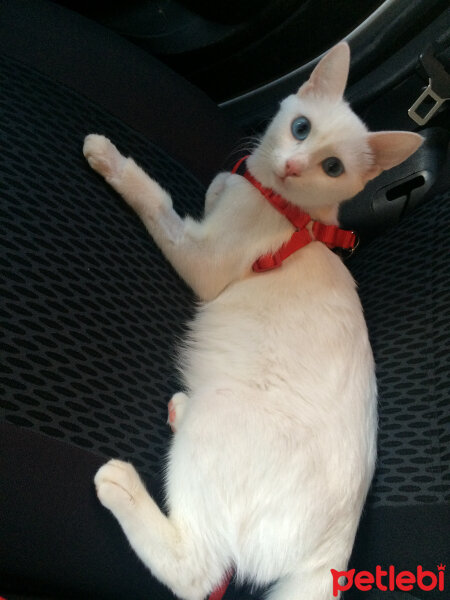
[182,244,372,405]
[175,248,376,497]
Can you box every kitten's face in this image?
[247,42,423,217]
[248,93,372,210]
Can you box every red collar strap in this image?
[232,156,357,272]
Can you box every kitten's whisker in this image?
[225,136,262,165]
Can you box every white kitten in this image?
[84,43,422,600]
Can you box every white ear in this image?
[367,131,424,177]
[298,42,350,103]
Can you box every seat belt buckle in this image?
[408,46,450,126]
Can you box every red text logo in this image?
[331,564,446,597]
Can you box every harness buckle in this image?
[340,233,360,260]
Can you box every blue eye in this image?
[322,157,345,177]
[291,116,311,141]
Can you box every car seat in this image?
[1,1,449,599]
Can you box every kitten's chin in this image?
[274,174,288,187]
[269,166,296,190]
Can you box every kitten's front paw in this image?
[83,134,126,181]
[94,459,143,512]
[167,392,188,433]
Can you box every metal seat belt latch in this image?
[408,45,450,126]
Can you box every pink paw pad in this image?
[167,399,177,432]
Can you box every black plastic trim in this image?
[220,0,449,129]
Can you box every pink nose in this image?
[285,159,302,177]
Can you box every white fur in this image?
[85,42,423,600]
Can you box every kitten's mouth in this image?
[275,171,288,183]
[274,166,303,184]
[276,173,298,185]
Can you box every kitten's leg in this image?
[167,392,188,432]
[95,459,226,600]
[204,172,228,216]
[83,135,232,300]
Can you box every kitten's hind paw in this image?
[94,459,144,513]
[168,392,188,433]
[83,134,126,182]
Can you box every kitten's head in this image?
[247,42,423,223]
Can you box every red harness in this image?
[231,155,357,272]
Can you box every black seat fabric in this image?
[0,0,242,187]
[0,1,240,598]
[346,184,450,600]
[1,1,449,599]
[1,52,204,479]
